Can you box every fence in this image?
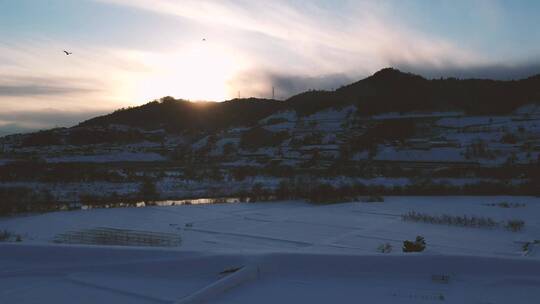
[53,227,182,247]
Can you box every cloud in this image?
[0,84,86,97]
[395,60,540,80]
[0,76,97,97]
[0,109,108,136]
[95,0,504,99]
[96,0,484,73]
[0,123,34,137]
[228,70,354,99]
[0,39,156,111]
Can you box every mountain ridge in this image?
[2,68,540,139]
[76,68,540,133]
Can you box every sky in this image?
[1,0,540,135]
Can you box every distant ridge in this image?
[74,68,540,132]
[288,67,540,115]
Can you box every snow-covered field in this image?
[2,196,540,303]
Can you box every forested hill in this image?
[79,97,284,133]
[288,68,540,115]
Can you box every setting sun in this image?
[133,42,240,102]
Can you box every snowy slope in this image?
[1,197,540,303]
[2,244,540,304]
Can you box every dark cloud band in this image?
[0,109,108,136]
[394,61,540,80]
[0,84,94,97]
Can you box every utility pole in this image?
[272,86,275,99]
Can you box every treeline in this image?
[79,97,284,133]
[242,178,540,204]
[0,161,126,182]
[1,178,538,217]
[0,187,56,215]
[1,158,537,194]
[20,128,153,147]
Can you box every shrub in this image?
[402,211,498,228]
[402,211,525,232]
[0,230,13,241]
[301,132,323,145]
[506,219,525,232]
[363,195,384,203]
[207,166,224,181]
[222,142,236,156]
[79,192,126,208]
[250,183,271,202]
[403,236,426,252]
[230,166,258,181]
[501,133,518,144]
[0,187,56,215]
[485,202,526,208]
[139,178,159,202]
[0,230,21,242]
[431,274,450,284]
[305,183,357,204]
[20,130,62,147]
[67,127,145,145]
[377,243,393,253]
[522,240,540,253]
[464,139,497,159]
[240,127,289,150]
[265,118,288,125]
[306,183,340,204]
[275,180,294,200]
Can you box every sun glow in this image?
[132,43,240,102]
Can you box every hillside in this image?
[289,68,540,115]
[80,97,284,133]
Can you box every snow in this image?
[191,135,210,150]
[0,158,14,165]
[443,131,501,143]
[215,254,540,304]
[262,121,296,132]
[436,116,513,128]
[259,110,297,124]
[1,196,540,303]
[222,159,263,167]
[513,103,540,115]
[372,111,463,120]
[304,106,356,121]
[46,151,167,163]
[375,146,467,162]
[123,140,163,148]
[209,138,240,156]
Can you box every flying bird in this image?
[63,50,72,55]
